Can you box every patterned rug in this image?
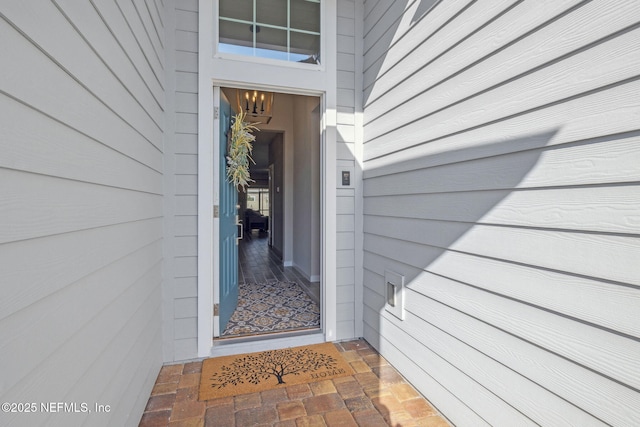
[198,343,353,400]
[222,281,320,337]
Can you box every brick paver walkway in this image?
[139,339,450,426]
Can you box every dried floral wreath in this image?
[226,111,259,192]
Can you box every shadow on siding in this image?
[411,0,441,25]
[363,0,447,106]
[362,129,559,425]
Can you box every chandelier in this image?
[236,89,274,124]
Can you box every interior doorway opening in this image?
[215,87,322,340]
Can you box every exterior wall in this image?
[362,1,640,426]
[335,0,360,340]
[163,0,200,362]
[0,1,166,426]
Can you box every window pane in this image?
[255,26,288,60]
[219,0,253,22]
[217,0,321,64]
[260,192,269,216]
[219,20,253,48]
[290,31,319,56]
[247,190,269,215]
[290,0,320,33]
[219,43,255,56]
[246,190,259,211]
[256,0,287,27]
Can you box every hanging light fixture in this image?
[236,89,274,124]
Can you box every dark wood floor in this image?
[238,230,320,305]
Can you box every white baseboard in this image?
[292,262,320,283]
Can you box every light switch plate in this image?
[337,166,355,188]
[384,270,405,320]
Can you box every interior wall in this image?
[252,93,295,265]
[292,96,321,280]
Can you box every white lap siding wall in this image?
[336,0,361,340]
[163,0,200,362]
[361,0,640,425]
[0,1,166,426]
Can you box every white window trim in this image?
[198,0,337,357]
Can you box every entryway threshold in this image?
[209,331,325,357]
[218,326,321,343]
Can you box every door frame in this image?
[198,0,337,356]
[268,163,274,247]
[197,84,337,356]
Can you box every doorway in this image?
[215,87,322,340]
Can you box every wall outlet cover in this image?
[384,270,405,320]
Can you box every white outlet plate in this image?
[384,270,405,320]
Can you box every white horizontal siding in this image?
[0,19,162,171]
[160,0,199,361]
[0,95,161,195]
[92,0,164,103]
[335,0,359,341]
[364,184,640,234]
[362,1,640,426]
[364,0,474,98]
[0,1,165,426]
[115,0,164,82]
[1,170,161,244]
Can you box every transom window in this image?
[218,0,321,64]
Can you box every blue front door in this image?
[219,94,238,334]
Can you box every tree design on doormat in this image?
[210,348,338,387]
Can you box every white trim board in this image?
[209,332,325,357]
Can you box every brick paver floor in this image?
[139,339,451,427]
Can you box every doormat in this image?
[198,343,354,400]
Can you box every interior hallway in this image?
[239,231,319,302]
[221,231,321,337]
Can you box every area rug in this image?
[222,281,320,337]
[198,343,354,400]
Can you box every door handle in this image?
[236,220,243,245]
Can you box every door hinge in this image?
[214,106,219,119]
[213,304,219,316]
[213,205,219,218]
